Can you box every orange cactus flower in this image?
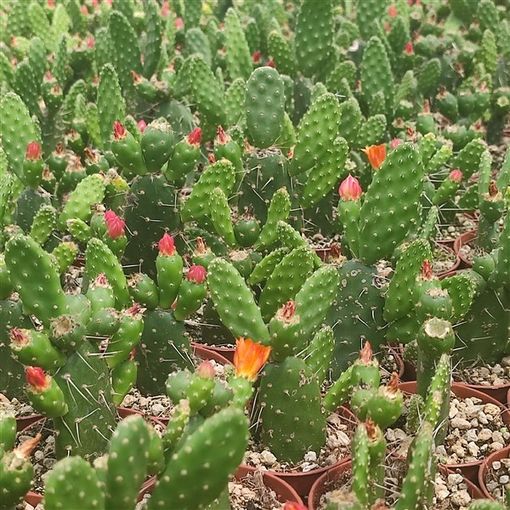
[363,144,386,169]
[234,338,271,382]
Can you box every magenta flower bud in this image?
[338,175,362,201]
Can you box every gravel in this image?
[438,214,477,242]
[454,357,510,387]
[386,393,510,464]
[229,471,282,510]
[317,457,475,509]
[432,243,458,275]
[0,394,36,418]
[484,456,510,502]
[244,409,354,473]
[120,359,228,419]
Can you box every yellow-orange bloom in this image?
[363,144,386,169]
[234,337,271,382]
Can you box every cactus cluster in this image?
[0,0,509,507]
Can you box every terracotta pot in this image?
[400,353,510,403]
[454,381,510,406]
[246,406,356,499]
[315,247,332,262]
[15,414,44,432]
[237,466,304,505]
[139,465,304,506]
[437,238,455,249]
[478,444,510,500]
[307,459,352,510]
[307,461,484,509]
[22,416,164,506]
[26,478,155,506]
[118,344,231,423]
[192,343,231,366]
[453,229,477,268]
[398,382,510,482]
[191,341,235,363]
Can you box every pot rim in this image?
[307,456,485,509]
[453,229,478,267]
[244,406,357,480]
[477,443,510,500]
[398,381,510,470]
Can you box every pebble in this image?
[260,450,277,466]
[485,456,510,501]
[451,417,471,430]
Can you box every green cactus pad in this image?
[259,247,315,322]
[105,415,150,510]
[258,357,326,463]
[44,456,104,510]
[208,258,270,343]
[358,143,424,264]
[181,159,236,223]
[5,235,67,325]
[148,407,249,510]
[246,67,285,149]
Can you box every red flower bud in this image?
[266,58,275,68]
[281,300,296,321]
[26,141,42,161]
[404,41,414,55]
[104,210,125,239]
[359,341,373,363]
[390,138,403,149]
[388,4,398,17]
[126,303,143,317]
[175,17,184,30]
[216,126,230,144]
[113,121,127,140]
[161,0,170,17]
[449,169,463,183]
[421,260,433,280]
[158,233,176,256]
[10,328,28,346]
[94,273,110,287]
[25,366,49,391]
[137,119,147,133]
[252,50,261,64]
[338,175,362,201]
[187,265,207,284]
[197,360,215,379]
[187,127,202,146]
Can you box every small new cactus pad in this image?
[208,258,270,343]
